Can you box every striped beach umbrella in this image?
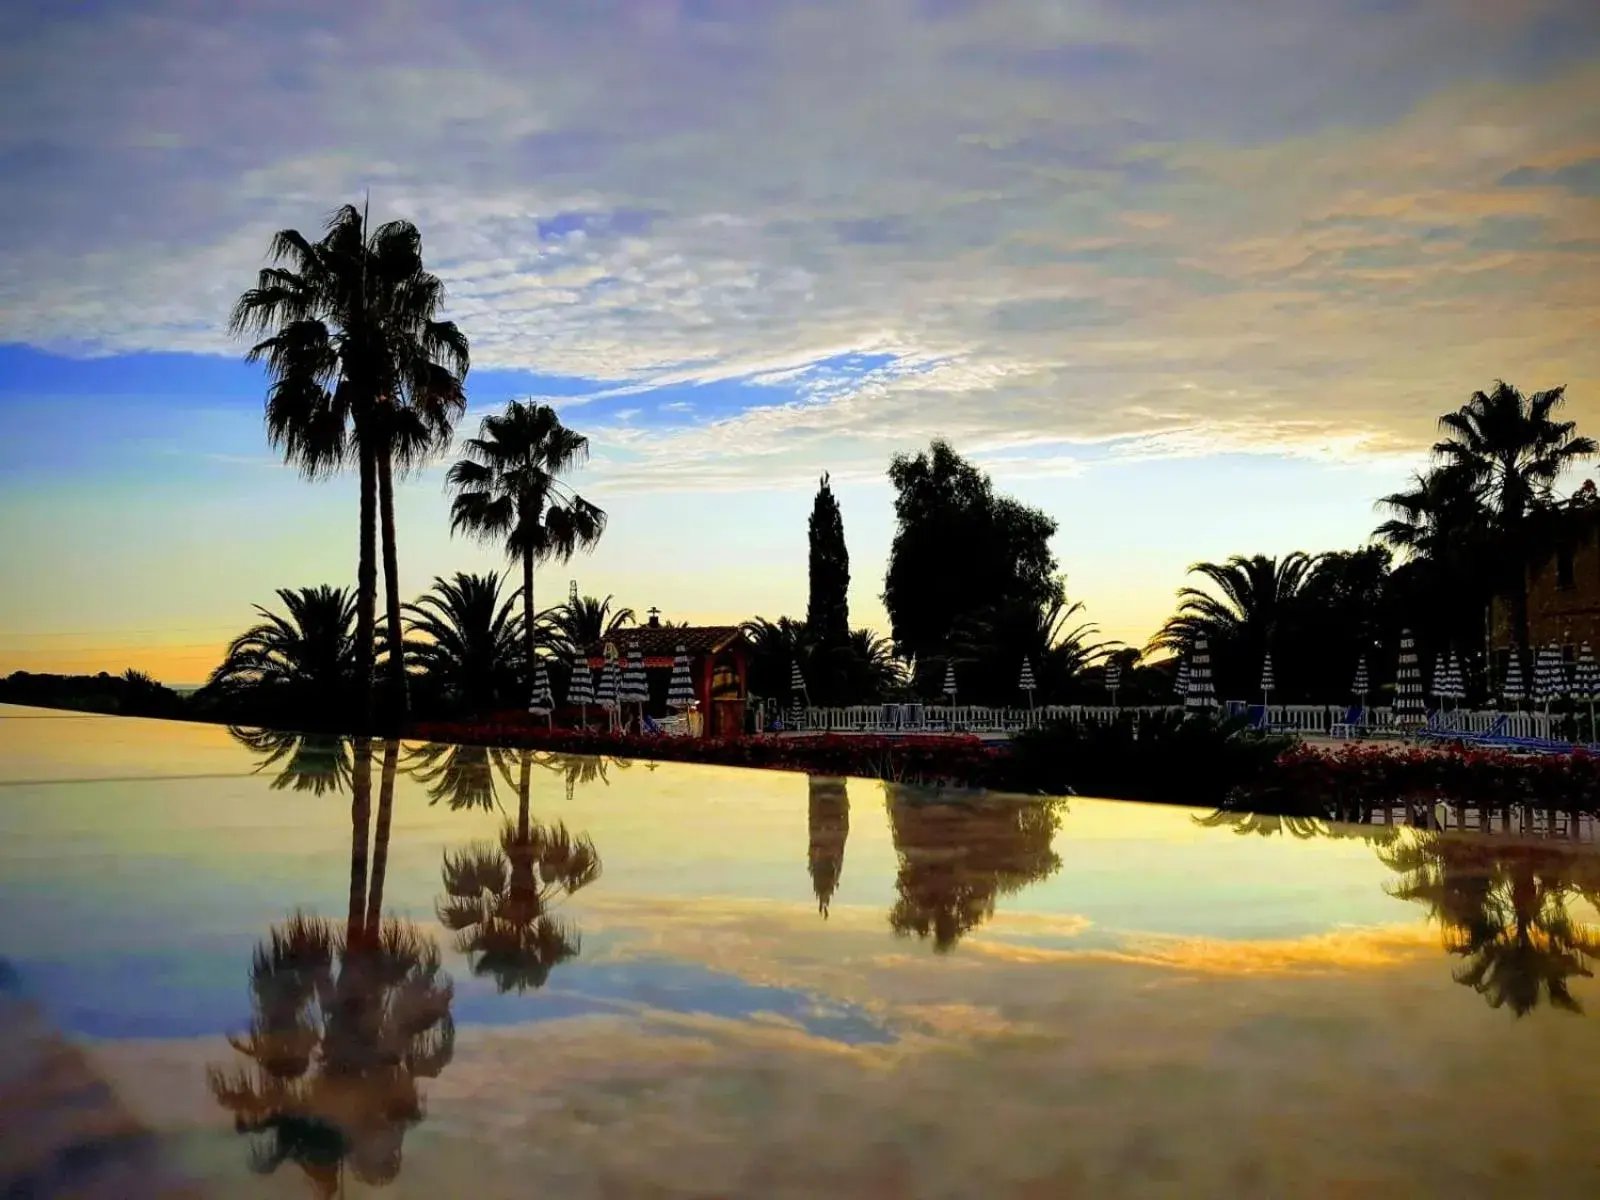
[1352,654,1369,704]
[1393,629,1425,728]
[666,644,697,711]
[1260,651,1275,705]
[1501,645,1526,709]
[595,650,619,731]
[1173,655,1190,705]
[1533,643,1564,711]
[941,659,957,703]
[1105,659,1122,705]
[1185,636,1217,713]
[621,643,649,729]
[567,656,594,728]
[1019,657,1037,709]
[1428,652,1447,708]
[1575,643,1598,742]
[788,660,808,731]
[528,655,554,724]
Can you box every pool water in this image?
[2,704,1599,1197]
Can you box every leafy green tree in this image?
[446,401,606,695]
[806,472,851,649]
[230,202,470,729]
[883,440,1062,690]
[402,572,523,716]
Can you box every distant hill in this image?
[0,670,190,720]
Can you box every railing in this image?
[791,702,1561,741]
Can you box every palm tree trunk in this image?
[364,739,398,937]
[517,750,531,844]
[377,446,409,728]
[348,737,373,944]
[523,544,537,702]
[355,438,379,733]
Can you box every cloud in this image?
[1,0,1597,490]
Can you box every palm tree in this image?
[446,401,606,698]
[843,628,906,701]
[402,572,523,716]
[231,201,470,730]
[208,739,456,1194]
[203,586,362,725]
[546,593,637,658]
[1429,381,1597,650]
[1151,553,1316,699]
[436,749,602,992]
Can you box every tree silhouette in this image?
[436,748,602,993]
[402,741,503,813]
[209,739,456,1195]
[402,571,524,717]
[807,776,851,918]
[806,472,851,699]
[883,440,1062,685]
[446,400,606,699]
[202,587,364,727]
[884,785,1065,952]
[231,202,470,729]
[1379,834,1600,1016]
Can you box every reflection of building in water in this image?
[209,739,457,1197]
[1380,832,1600,1017]
[807,776,850,918]
[884,785,1065,953]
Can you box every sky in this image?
[0,0,1597,685]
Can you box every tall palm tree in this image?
[742,616,813,708]
[1151,552,1316,698]
[231,201,471,730]
[1430,381,1597,650]
[446,401,607,698]
[203,586,363,725]
[208,740,456,1194]
[402,571,523,716]
[436,749,602,992]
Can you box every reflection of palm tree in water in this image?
[209,738,456,1196]
[1194,809,1401,847]
[1379,832,1600,1016]
[402,740,502,812]
[532,751,630,806]
[884,784,1065,953]
[230,726,355,796]
[437,747,603,992]
[807,776,850,918]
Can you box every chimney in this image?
[647,606,661,628]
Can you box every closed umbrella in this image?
[1260,651,1275,709]
[941,660,957,704]
[1352,653,1369,713]
[621,642,649,731]
[1173,655,1190,707]
[1185,636,1217,714]
[1393,629,1425,729]
[1105,659,1122,706]
[1428,652,1447,713]
[528,655,554,728]
[595,650,619,730]
[1019,657,1037,711]
[1446,650,1466,709]
[667,644,697,710]
[1501,645,1526,710]
[1574,643,1598,743]
[1533,643,1563,714]
[567,657,595,730]
[789,660,808,732]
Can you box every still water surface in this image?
[2,705,1600,1197]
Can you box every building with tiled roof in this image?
[585,611,752,737]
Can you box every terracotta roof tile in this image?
[583,625,747,662]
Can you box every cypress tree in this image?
[807,472,850,646]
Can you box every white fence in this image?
[789,702,1558,741]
